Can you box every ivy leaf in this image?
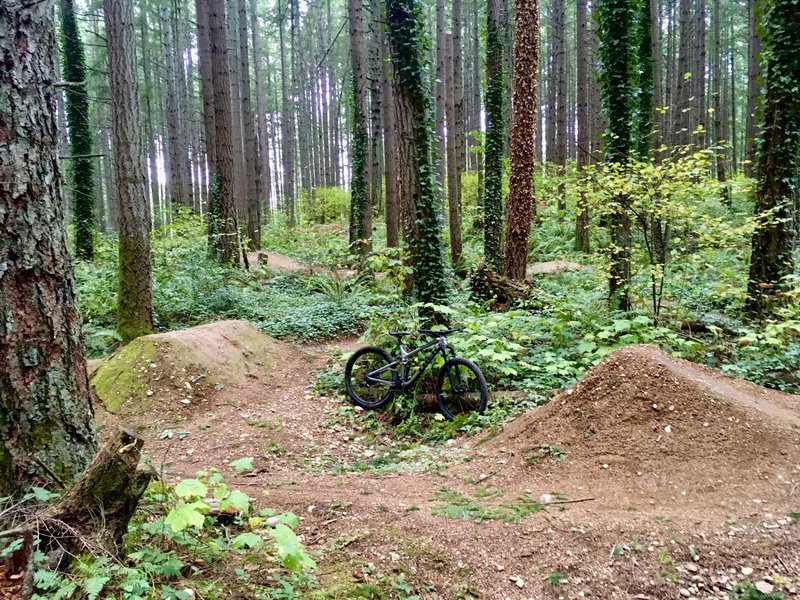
[231,532,262,549]
[268,524,316,572]
[174,479,207,499]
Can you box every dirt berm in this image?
[91,320,281,417]
[474,344,800,503]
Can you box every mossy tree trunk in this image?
[598,0,635,311]
[387,0,450,305]
[104,0,155,342]
[503,0,540,280]
[483,0,506,272]
[745,0,800,316]
[202,0,241,265]
[60,0,96,261]
[0,0,97,497]
[348,0,372,264]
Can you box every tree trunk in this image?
[484,0,507,272]
[105,0,155,341]
[226,0,247,232]
[0,0,97,497]
[387,0,450,305]
[381,8,400,248]
[250,0,272,220]
[574,0,590,252]
[712,0,728,201]
[445,33,463,265]
[598,0,634,311]
[435,0,447,198]
[140,3,162,228]
[744,0,761,176]
[504,0,540,280]
[60,0,96,260]
[279,10,296,225]
[206,0,240,264]
[348,0,372,262]
[745,0,800,315]
[238,0,261,250]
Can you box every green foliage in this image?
[300,187,350,225]
[29,472,316,599]
[75,217,383,353]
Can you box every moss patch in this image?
[91,338,158,413]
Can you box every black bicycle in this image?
[344,327,489,420]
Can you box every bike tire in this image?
[344,346,397,410]
[436,357,489,420]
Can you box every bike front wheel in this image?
[344,346,397,409]
[436,358,489,420]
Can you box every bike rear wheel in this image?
[344,346,396,409]
[436,358,489,420]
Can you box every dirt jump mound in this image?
[485,345,800,500]
[91,320,281,416]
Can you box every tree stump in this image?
[468,262,535,310]
[46,428,152,555]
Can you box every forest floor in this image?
[90,320,800,600]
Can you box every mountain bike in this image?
[344,327,489,420]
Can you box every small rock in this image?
[146,389,154,396]
[540,494,555,504]
[679,588,691,597]
[181,590,196,600]
[265,516,281,527]
[664,425,672,433]
[754,582,774,595]
[685,564,699,573]
[741,567,754,577]
[496,564,505,572]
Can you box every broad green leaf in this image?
[231,532,262,549]
[165,501,208,531]
[174,479,207,499]
[268,524,316,572]
[229,457,255,473]
[220,490,250,514]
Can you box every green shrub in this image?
[299,186,350,224]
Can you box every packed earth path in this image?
[92,324,800,600]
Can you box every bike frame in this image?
[365,336,455,391]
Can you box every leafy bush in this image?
[299,186,350,224]
[13,473,316,600]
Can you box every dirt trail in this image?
[94,332,800,599]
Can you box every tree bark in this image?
[250,0,272,220]
[503,0,540,280]
[0,0,97,496]
[279,9,296,225]
[381,8,400,248]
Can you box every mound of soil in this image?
[91,320,281,416]
[481,345,800,498]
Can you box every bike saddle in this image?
[388,331,412,339]
[419,327,465,337]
